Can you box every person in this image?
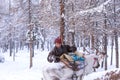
[47,37,77,63]
[47,36,85,70]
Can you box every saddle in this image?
[60,53,87,71]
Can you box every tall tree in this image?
[110,36,114,65]
[114,31,119,68]
[60,0,65,44]
[28,0,33,68]
[104,13,107,70]
[113,0,119,68]
[9,0,13,57]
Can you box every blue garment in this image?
[71,54,85,61]
[70,54,86,70]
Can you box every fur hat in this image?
[54,37,61,44]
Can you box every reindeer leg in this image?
[79,74,84,80]
[51,76,60,80]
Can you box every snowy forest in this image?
[0,0,120,80]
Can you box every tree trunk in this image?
[9,39,12,56]
[110,36,114,65]
[113,0,119,68]
[60,0,65,44]
[114,31,119,68]
[28,0,33,68]
[32,42,34,57]
[90,34,94,49]
[41,42,44,51]
[47,41,49,51]
[104,13,107,70]
[104,34,107,70]
[13,46,15,61]
[20,41,23,50]
[9,0,12,57]
[37,41,39,49]
[29,40,33,68]
[15,42,19,53]
[68,32,75,46]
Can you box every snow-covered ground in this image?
[0,49,48,80]
[0,45,120,80]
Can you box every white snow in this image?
[0,49,48,80]
[75,0,111,16]
[31,0,41,5]
[0,43,120,80]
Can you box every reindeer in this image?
[42,52,105,80]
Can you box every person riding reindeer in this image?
[47,36,85,70]
[44,37,102,80]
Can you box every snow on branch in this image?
[75,0,111,16]
[68,29,75,33]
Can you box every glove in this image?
[70,46,77,52]
[48,58,53,63]
[54,57,60,62]
[47,56,53,63]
